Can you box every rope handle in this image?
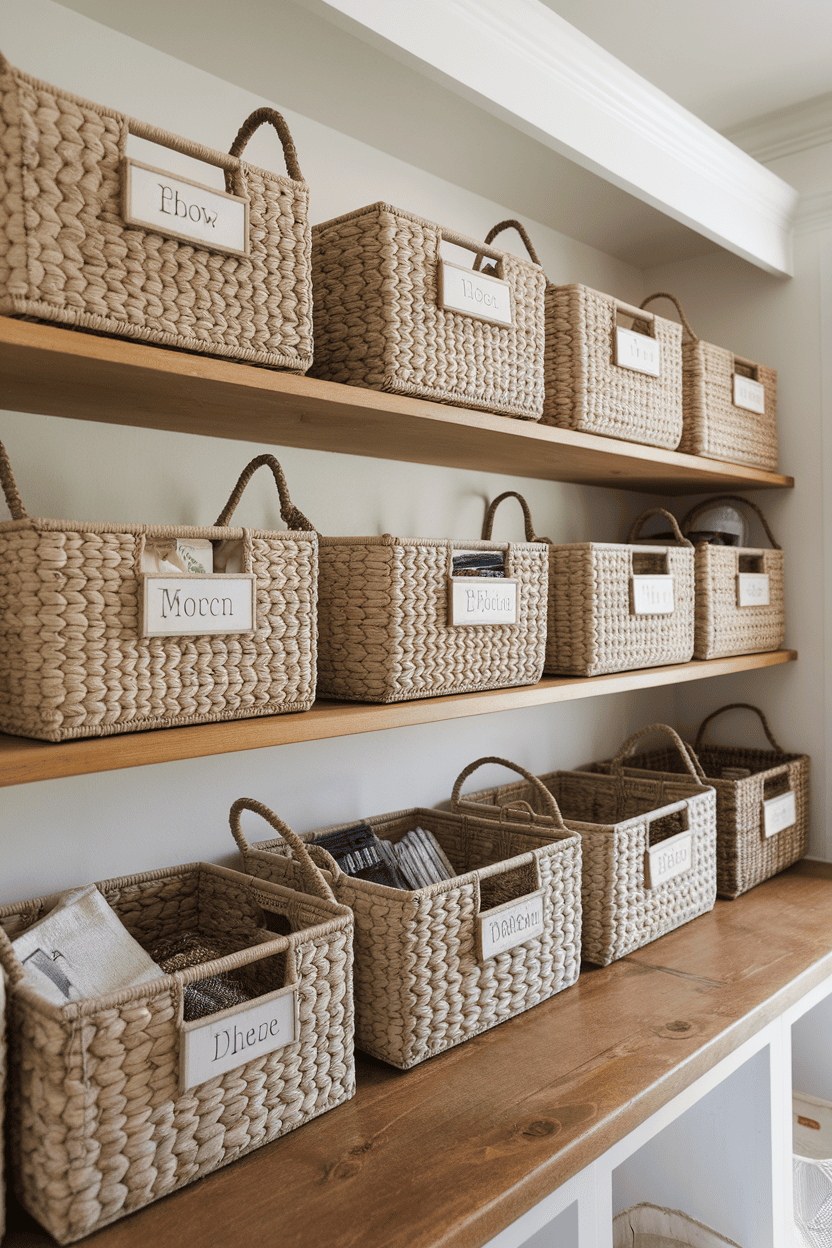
[473,219,541,273]
[0,922,25,987]
[694,703,785,753]
[224,107,303,195]
[0,440,28,520]
[229,798,337,903]
[214,454,315,532]
[680,495,781,551]
[481,492,551,544]
[451,756,567,830]
[638,292,698,342]
[611,724,708,784]
[626,508,692,547]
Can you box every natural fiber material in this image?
[640,292,778,470]
[232,760,582,1069]
[316,533,548,702]
[0,859,354,1244]
[680,495,785,660]
[0,445,318,740]
[310,203,546,418]
[0,53,312,371]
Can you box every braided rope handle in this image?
[481,491,551,544]
[0,440,28,520]
[638,292,698,342]
[451,756,567,829]
[695,703,784,753]
[0,921,25,987]
[626,507,692,547]
[680,495,781,551]
[473,219,542,274]
[229,798,337,903]
[611,724,708,784]
[214,454,315,532]
[224,107,303,196]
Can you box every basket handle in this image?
[473,219,541,273]
[638,292,698,343]
[229,798,336,903]
[611,724,708,784]
[0,440,28,520]
[481,491,551,544]
[680,495,781,550]
[626,508,692,547]
[694,703,785,753]
[451,756,567,830]
[225,107,303,188]
[214,454,315,531]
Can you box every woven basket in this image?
[316,532,548,702]
[309,203,546,418]
[0,446,318,740]
[232,760,582,1069]
[480,220,683,446]
[639,292,778,470]
[0,53,312,370]
[0,856,354,1243]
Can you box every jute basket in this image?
[639,292,778,470]
[462,726,717,966]
[0,446,318,740]
[0,53,312,370]
[316,532,548,702]
[480,220,683,447]
[232,760,582,1070]
[310,203,546,418]
[0,856,355,1243]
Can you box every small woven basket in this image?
[0,857,355,1243]
[310,203,546,419]
[232,760,582,1070]
[639,292,778,469]
[0,445,318,740]
[316,531,549,702]
[0,53,312,370]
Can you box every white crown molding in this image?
[795,191,832,236]
[724,94,832,164]
[299,0,798,276]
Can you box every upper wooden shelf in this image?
[0,318,793,494]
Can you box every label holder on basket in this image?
[626,507,692,618]
[615,303,661,377]
[439,229,514,328]
[179,979,299,1092]
[141,572,257,637]
[447,546,520,626]
[733,367,766,414]
[644,808,693,889]
[737,570,771,608]
[123,158,250,256]
[476,888,546,960]
[762,788,796,839]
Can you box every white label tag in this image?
[123,159,249,256]
[763,790,796,839]
[645,830,693,888]
[438,260,513,327]
[733,374,766,413]
[631,575,675,615]
[615,326,661,376]
[142,574,256,637]
[180,984,297,1091]
[737,573,770,607]
[449,577,519,625]
[477,890,545,960]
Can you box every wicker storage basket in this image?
[0,53,312,371]
[309,203,546,419]
[316,531,548,702]
[480,220,683,447]
[0,446,318,741]
[232,761,582,1070]
[462,726,717,966]
[0,856,355,1244]
[639,292,778,470]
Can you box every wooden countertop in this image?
[5,861,832,1248]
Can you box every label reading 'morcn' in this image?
[180,984,297,1091]
[477,890,545,960]
[449,577,519,626]
[142,574,256,637]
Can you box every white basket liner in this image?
[613,1203,743,1247]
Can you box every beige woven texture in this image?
[0,445,318,741]
[466,727,717,966]
[640,292,778,469]
[309,203,546,418]
[316,534,548,702]
[680,495,785,660]
[0,857,355,1243]
[234,759,582,1070]
[0,55,312,370]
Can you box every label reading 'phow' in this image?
[142,575,256,637]
[180,985,297,1091]
[477,890,545,960]
[124,159,248,255]
[438,260,513,327]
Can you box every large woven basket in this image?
[0,446,318,740]
[639,292,778,470]
[0,857,355,1243]
[232,760,582,1069]
[462,727,717,966]
[0,53,312,370]
[309,203,546,419]
[316,532,548,702]
[480,220,683,446]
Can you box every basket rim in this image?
[0,517,317,540]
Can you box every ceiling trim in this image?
[724,93,832,163]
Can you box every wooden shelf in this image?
[0,650,796,787]
[0,317,793,494]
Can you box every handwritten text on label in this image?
[180,985,297,1091]
[645,830,693,888]
[631,575,675,616]
[737,573,770,608]
[733,374,766,414]
[124,159,248,256]
[449,577,519,626]
[439,260,513,327]
[615,326,661,377]
[142,574,256,637]
[763,790,796,839]
[477,890,545,960]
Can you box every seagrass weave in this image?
[316,533,548,702]
[0,446,318,740]
[640,292,778,469]
[310,203,546,418]
[0,857,354,1243]
[233,760,582,1069]
[0,53,312,370]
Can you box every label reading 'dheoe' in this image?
[180,985,297,1091]
[449,578,519,626]
[615,327,661,377]
[631,575,675,615]
[733,374,766,414]
[763,790,796,839]
[477,890,545,960]
[124,159,248,256]
[645,830,693,889]
[438,260,513,327]
[142,575,256,637]
[737,573,770,608]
